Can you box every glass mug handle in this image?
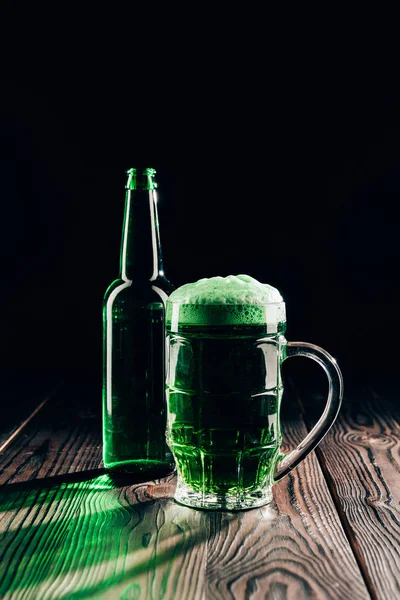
[274,341,344,482]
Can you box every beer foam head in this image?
[166,275,286,331]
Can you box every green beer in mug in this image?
[166,275,343,510]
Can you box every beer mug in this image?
[165,275,343,510]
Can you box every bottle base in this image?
[105,458,175,478]
[174,483,273,511]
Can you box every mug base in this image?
[174,484,273,511]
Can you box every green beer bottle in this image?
[102,168,175,475]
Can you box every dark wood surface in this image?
[302,384,400,600]
[0,381,397,599]
[0,375,61,453]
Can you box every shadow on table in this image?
[0,470,219,598]
[0,467,176,511]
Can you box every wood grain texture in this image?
[0,384,102,487]
[0,375,61,451]
[300,385,400,600]
[0,474,209,600]
[0,384,370,599]
[205,418,369,600]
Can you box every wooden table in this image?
[0,376,399,599]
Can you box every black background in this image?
[1,24,399,410]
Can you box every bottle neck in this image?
[120,182,165,282]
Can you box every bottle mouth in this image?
[125,168,157,190]
[126,168,156,176]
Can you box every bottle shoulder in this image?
[103,277,174,307]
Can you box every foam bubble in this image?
[166,275,285,329]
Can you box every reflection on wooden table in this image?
[0,380,399,599]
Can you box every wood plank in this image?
[205,418,369,600]
[0,473,209,600]
[0,374,62,452]
[298,381,400,600]
[0,384,370,599]
[0,383,209,599]
[0,384,102,487]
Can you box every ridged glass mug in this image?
[165,297,343,510]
